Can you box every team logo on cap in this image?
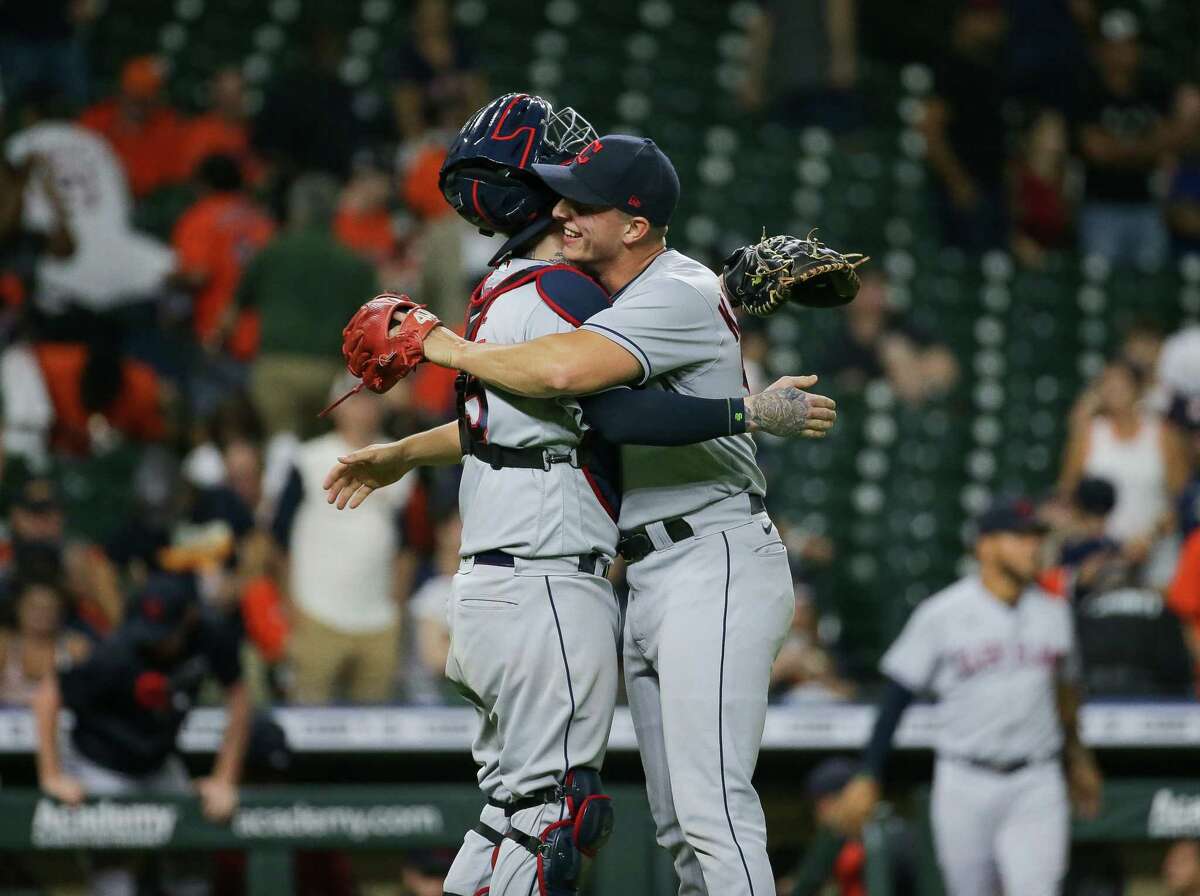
[574,139,603,165]
[628,196,642,208]
[134,670,170,711]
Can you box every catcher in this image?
[326,116,863,896]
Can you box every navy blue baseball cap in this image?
[975,497,1050,537]
[125,574,199,644]
[531,134,680,226]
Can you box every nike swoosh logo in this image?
[762,520,773,534]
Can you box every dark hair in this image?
[207,394,265,448]
[196,153,243,192]
[1074,476,1117,518]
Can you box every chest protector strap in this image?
[455,265,593,470]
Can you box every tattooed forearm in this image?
[745,386,815,437]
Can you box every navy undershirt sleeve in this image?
[579,389,748,446]
[862,677,916,781]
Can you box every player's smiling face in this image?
[553,198,627,266]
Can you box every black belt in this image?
[472,550,611,577]
[487,783,563,817]
[618,494,766,564]
[949,753,1059,775]
[468,441,591,471]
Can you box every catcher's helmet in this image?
[439,92,597,265]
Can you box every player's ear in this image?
[622,215,652,246]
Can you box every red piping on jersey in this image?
[466,264,590,341]
[489,93,538,169]
[717,299,741,340]
[581,466,618,522]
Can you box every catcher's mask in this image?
[439,92,597,265]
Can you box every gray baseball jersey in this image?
[457,258,620,559]
[580,249,765,529]
[882,575,1079,763]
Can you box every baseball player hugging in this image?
[324,93,839,896]
[834,497,1105,896]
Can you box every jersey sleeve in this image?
[581,278,720,384]
[880,602,941,693]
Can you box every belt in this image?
[468,441,591,471]
[487,783,564,817]
[472,550,611,577]
[948,752,1060,775]
[618,494,766,564]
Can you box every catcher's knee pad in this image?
[509,768,614,896]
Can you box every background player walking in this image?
[834,497,1105,896]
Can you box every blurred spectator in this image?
[818,271,958,406]
[386,0,487,145]
[79,55,188,198]
[32,574,250,894]
[407,509,459,703]
[1121,318,1164,391]
[1166,86,1200,258]
[1060,360,1189,565]
[739,0,861,133]
[32,332,167,457]
[0,477,67,597]
[771,586,854,703]
[179,67,263,185]
[1011,108,1073,267]
[7,85,173,317]
[0,579,90,705]
[1004,0,1092,115]
[335,163,401,269]
[239,173,378,436]
[183,395,266,493]
[0,152,76,324]
[171,153,276,417]
[1164,840,1200,896]
[400,848,455,896]
[1075,10,1177,270]
[777,758,916,896]
[272,382,416,704]
[1041,476,1121,599]
[253,27,359,183]
[0,0,96,109]
[1073,559,1193,696]
[105,447,263,617]
[0,475,121,639]
[919,1,1011,252]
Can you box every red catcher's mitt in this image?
[318,293,442,417]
